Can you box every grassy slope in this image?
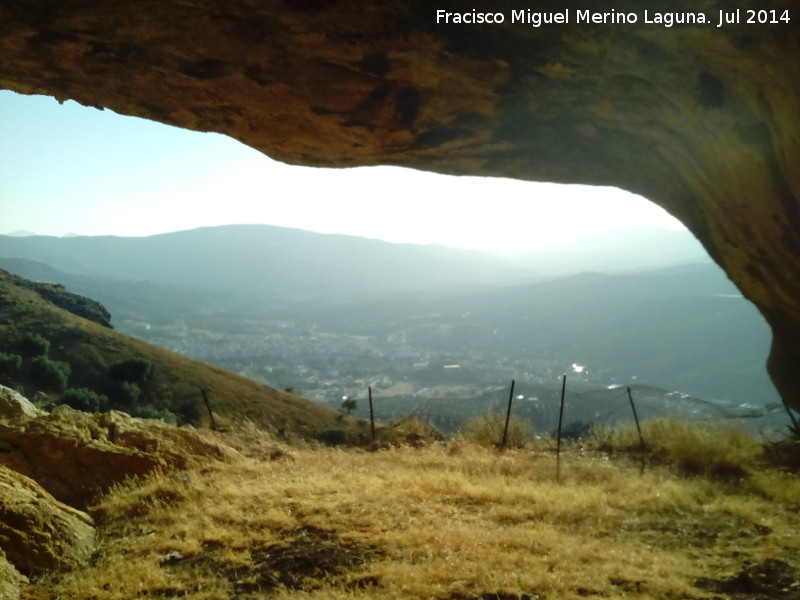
[24,431,800,600]
[0,270,359,440]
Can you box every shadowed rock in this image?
[0,465,95,576]
[0,551,28,599]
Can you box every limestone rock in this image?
[0,407,235,508]
[0,1,798,408]
[0,465,94,576]
[0,384,44,423]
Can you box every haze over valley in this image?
[0,224,784,434]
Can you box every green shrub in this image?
[0,353,22,378]
[131,404,177,424]
[460,414,531,449]
[62,388,109,412]
[116,380,141,404]
[17,332,50,357]
[30,356,70,392]
[109,358,154,383]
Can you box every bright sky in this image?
[0,90,685,252]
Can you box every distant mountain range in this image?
[4,230,39,237]
[0,224,710,301]
[3,230,82,237]
[0,225,527,306]
[0,224,781,420]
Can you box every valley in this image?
[2,224,786,437]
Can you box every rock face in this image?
[0,465,94,576]
[0,391,236,590]
[0,2,798,406]
[0,406,234,508]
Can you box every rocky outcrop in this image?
[0,384,44,423]
[0,2,798,406]
[0,406,235,508]
[0,393,236,590]
[0,465,94,576]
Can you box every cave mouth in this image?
[6,84,791,420]
[5,90,784,420]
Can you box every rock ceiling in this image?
[1,1,798,408]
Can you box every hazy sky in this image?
[1,90,685,251]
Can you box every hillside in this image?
[0,268,360,440]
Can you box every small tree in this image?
[17,333,50,357]
[341,397,357,415]
[30,356,70,392]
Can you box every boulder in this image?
[0,384,44,423]
[0,406,235,508]
[0,465,94,576]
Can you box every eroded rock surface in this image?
[0,550,28,600]
[0,406,235,507]
[0,465,94,576]
[0,1,798,406]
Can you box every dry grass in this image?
[589,418,775,484]
[22,423,800,600]
[459,414,531,449]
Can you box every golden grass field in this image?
[23,420,800,600]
